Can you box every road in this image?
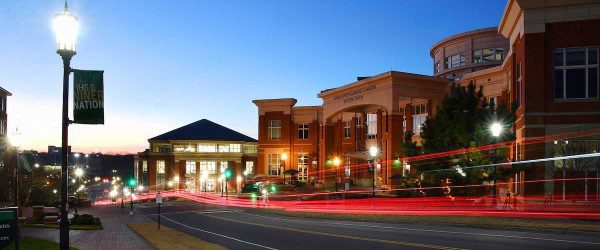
[135,202,600,250]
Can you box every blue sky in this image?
[0,0,507,153]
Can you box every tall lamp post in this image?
[53,2,79,249]
[333,157,340,192]
[369,147,378,198]
[10,128,23,209]
[490,122,502,206]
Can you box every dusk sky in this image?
[0,0,506,154]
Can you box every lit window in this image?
[297,153,308,182]
[197,143,217,152]
[153,144,171,153]
[412,104,427,136]
[230,144,242,152]
[244,161,254,176]
[268,154,280,175]
[200,161,216,174]
[445,53,465,69]
[173,144,196,152]
[244,145,258,154]
[186,161,196,175]
[268,120,282,140]
[156,160,166,191]
[220,162,228,173]
[366,113,377,139]
[554,47,598,100]
[343,121,351,139]
[473,47,504,64]
[434,62,440,73]
[218,144,230,152]
[142,161,148,173]
[298,124,309,139]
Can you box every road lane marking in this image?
[203,213,463,250]
[145,209,242,215]
[141,213,277,250]
[238,212,600,246]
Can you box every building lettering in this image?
[333,85,376,101]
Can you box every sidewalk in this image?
[21,205,154,250]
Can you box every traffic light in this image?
[128,178,137,187]
[224,168,233,180]
[393,159,401,167]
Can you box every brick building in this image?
[253,0,600,201]
[134,119,257,193]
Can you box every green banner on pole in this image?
[73,70,104,124]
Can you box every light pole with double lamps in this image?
[52,2,79,249]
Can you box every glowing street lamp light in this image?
[74,168,84,177]
[490,122,502,137]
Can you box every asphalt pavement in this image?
[135,202,600,250]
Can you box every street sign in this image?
[156,193,162,204]
[0,208,18,249]
[73,69,105,124]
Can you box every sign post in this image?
[0,208,18,250]
[156,192,162,230]
[73,70,104,124]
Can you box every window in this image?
[298,123,309,139]
[445,53,465,69]
[516,62,522,106]
[173,144,196,152]
[0,97,4,111]
[153,144,171,153]
[412,104,427,135]
[186,161,196,175]
[366,113,377,139]
[156,160,166,190]
[489,96,497,108]
[142,161,148,173]
[244,161,254,176]
[218,144,230,152]
[297,153,308,182]
[343,121,351,139]
[268,154,280,175]
[268,120,282,139]
[227,144,240,152]
[197,143,217,152]
[355,116,363,140]
[220,161,228,173]
[554,47,598,100]
[200,161,216,174]
[434,62,440,73]
[244,145,258,154]
[473,47,504,63]
[0,120,4,135]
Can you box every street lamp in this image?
[369,146,378,198]
[9,128,23,209]
[490,122,503,206]
[333,157,340,192]
[74,168,83,178]
[281,153,287,184]
[53,2,79,248]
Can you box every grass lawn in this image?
[4,236,79,250]
[20,223,103,230]
[129,223,227,250]
[256,208,600,233]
